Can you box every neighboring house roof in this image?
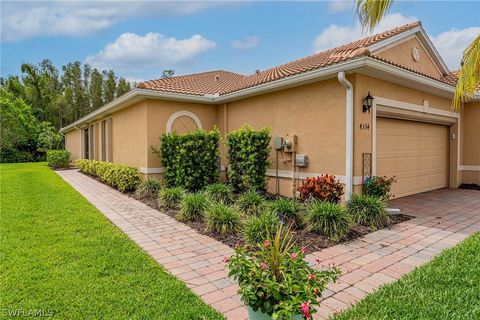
[137,70,244,96]
[136,21,455,96]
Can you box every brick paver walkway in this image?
[57,170,480,320]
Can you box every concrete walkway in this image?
[57,170,480,320]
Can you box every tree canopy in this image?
[1,59,133,130]
[0,60,134,162]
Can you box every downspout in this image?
[223,103,228,174]
[337,71,353,200]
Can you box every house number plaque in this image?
[360,123,370,130]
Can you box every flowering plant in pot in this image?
[226,226,341,319]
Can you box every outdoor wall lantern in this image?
[363,92,374,113]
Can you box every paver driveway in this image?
[57,170,480,320]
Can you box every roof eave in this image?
[61,56,458,134]
[60,89,214,133]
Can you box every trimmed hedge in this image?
[46,150,71,169]
[76,159,141,192]
[226,125,271,193]
[155,129,220,192]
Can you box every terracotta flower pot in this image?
[247,306,303,320]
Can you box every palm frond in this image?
[453,35,480,111]
[356,0,394,31]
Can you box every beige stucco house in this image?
[61,22,480,199]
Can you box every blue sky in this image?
[1,1,479,82]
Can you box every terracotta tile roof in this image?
[440,71,480,92]
[136,70,244,96]
[136,21,458,96]
[440,70,460,86]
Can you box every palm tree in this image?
[356,0,479,111]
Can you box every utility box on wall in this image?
[296,154,309,168]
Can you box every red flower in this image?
[300,302,311,318]
[223,257,229,263]
[260,261,268,270]
[263,240,270,247]
[291,252,298,260]
[315,258,322,264]
[308,274,315,280]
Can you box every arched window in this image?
[166,111,202,133]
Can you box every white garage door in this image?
[376,117,449,198]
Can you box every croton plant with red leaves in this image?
[297,175,344,204]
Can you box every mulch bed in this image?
[459,183,480,191]
[132,193,412,252]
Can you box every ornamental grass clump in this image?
[176,193,209,222]
[157,187,185,210]
[236,191,265,216]
[205,202,242,235]
[244,212,280,245]
[204,183,234,204]
[347,193,390,230]
[134,178,162,200]
[227,225,341,319]
[269,198,303,227]
[305,201,352,241]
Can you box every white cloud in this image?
[85,32,216,72]
[313,13,417,52]
[231,36,260,49]
[430,27,480,70]
[0,1,226,41]
[328,0,354,13]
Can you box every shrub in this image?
[37,122,63,152]
[244,212,280,245]
[227,225,341,319]
[226,125,271,193]
[154,129,220,191]
[157,187,185,210]
[46,150,70,169]
[205,202,242,234]
[268,198,302,227]
[347,193,390,230]
[0,88,41,163]
[364,176,396,200]
[0,146,36,163]
[204,183,233,204]
[76,159,140,192]
[177,193,209,222]
[236,191,265,216]
[297,175,344,204]
[305,201,351,241]
[134,178,162,200]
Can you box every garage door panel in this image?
[377,118,448,198]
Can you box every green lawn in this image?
[0,163,223,319]
[333,232,480,320]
